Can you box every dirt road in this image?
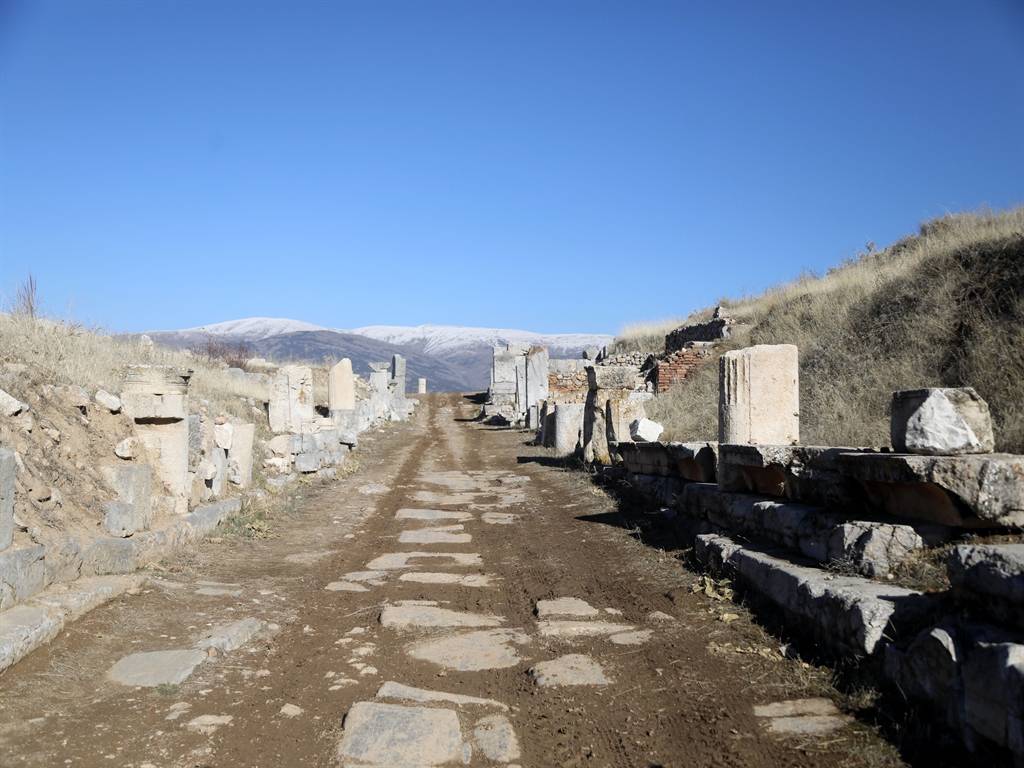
[0,394,905,767]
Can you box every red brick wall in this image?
[654,348,714,393]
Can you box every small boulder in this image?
[0,388,27,417]
[891,387,994,455]
[629,418,664,443]
[114,438,137,460]
[94,389,122,414]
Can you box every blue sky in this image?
[1,1,1022,335]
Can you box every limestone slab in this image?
[481,512,516,525]
[529,654,610,687]
[474,714,521,762]
[535,597,600,619]
[337,701,467,766]
[398,528,472,545]
[407,629,529,671]
[107,649,207,687]
[375,681,507,710]
[380,603,503,630]
[537,620,635,638]
[395,508,473,522]
[366,552,482,571]
[398,572,495,587]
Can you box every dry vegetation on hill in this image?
[621,207,1024,451]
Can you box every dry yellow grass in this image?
[637,207,1024,450]
[0,314,270,418]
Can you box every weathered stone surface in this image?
[398,527,472,545]
[614,441,718,483]
[390,354,407,394]
[481,512,515,525]
[838,451,1024,528]
[395,508,472,522]
[948,544,1024,628]
[227,423,255,487]
[398,572,495,587]
[552,403,585,457]
[195,618,266,652]
[525,347,549,411]
[328,358,355,413]
[107,649,207,686]
[891,387,994,455]
[268,365,315,434]
[101,464,153,537]
[753,698,848,735]
[693,532,932,656]
[719,344,799,445]
[406,628,529,671]
[530,654,610,687]
[682,484,925,578]
[0,388,28,417]
[94,389,122,413]
[473,714,521,761]
[114,437,136,459]
[375,681,508,710]
[366,551,483,570]
[337,701,467,766]
[535,597,600,618]
[380,602,503,630]
[630,418,664,443]
[186,714,233,734]
[0,447,15,551]
[213,422,233,450]
[0,604,63,673]
[537,620,636,638]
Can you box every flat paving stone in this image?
[481,512,516,525]
[326,581,369,592]
[342,571,389,584]
[380,603,503,630]
[194,586,242,597]
[473,714,521,762]
[407,629,530,671]
[395,508,473,522]
[537,619,635,638]
[535,597,600,618]
[398,528,473,545]
[753,697,850,735]
[609,629,654,645]
[375,681,508,710]
[530,654,610,687]
[195,618,266,652]
[366,552,482,570]
[107,649,207,687]
[337,701,468,766]
[398,572,495,587]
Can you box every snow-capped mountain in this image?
[144,318,613,391]
[173,317,329,340]
[350,324,613,355]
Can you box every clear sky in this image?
[1,1,1022,335]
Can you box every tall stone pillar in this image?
[0,448,15,551]
[390,354,407,394]
[121,366,192,514]
[718,344,799,445]
[268,365,315,434]
[329,358,355,413]
[553,403,585,457]
[525,347,550,411]
[417,378,427,394]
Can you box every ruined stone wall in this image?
[653,347,715,393]
[547,370,589,403]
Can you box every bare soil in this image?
[0,394,907,767]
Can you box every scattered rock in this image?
[186,714,233,735]
[630,418,664,443]
[891,387,994,455]
[0,389,27,417]
[114,438,136,459]
[94,390,122,414]
[279,703,303,718]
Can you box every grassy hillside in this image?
[623,207,1024,451]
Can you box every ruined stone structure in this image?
[718,344,799,445]
[121,366,192,515]
[328,358,356,413]
[484,344,550,426]
[652,345,715,393]
[268,365,315,435]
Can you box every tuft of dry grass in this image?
[639,207,1024,450]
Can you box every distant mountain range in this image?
[145,317,613,392]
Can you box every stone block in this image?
[268,365,315,434]
[0,604,63,674]
[294,452,322,474]
[630,418,664,443]
[948,544,1024,628]
[121,366,190,420]
[891,387,994,455]
[0,447,14,551]
[838,451,1024,528]
[525,347,549,409]
[227,423,255,487]
[100,464,153,537]
[83,537,139,575]
[586,365,637,391]
[213,422,233,450]
[553,403,585,457]
[693,532,933,656]
[390,354,406,393]
[0,543,46,610]
[328,358,355,412]
[417,377,427,394]
[94,389,122,413]
[718,344,799,445]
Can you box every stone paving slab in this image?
[107,649,208,687]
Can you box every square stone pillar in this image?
[417,378,427,394]
[390,354,407,394]
[122,366,192,514]
[268,365,315,434]
[718,344,799,445]
[0,448,15,551]
[329,358,355,413]
[525,347,550,410]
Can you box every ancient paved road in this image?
[0,394,904,767]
